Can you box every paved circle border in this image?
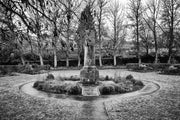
[19,80,160,101]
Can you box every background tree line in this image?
[0,0,180,67]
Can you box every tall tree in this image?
[139,20,153,56]
[59,0,83,67]
[0,0,53,65]
[161,0,180,63]
[0,0,28,65]
[144,0,161,63]
[107,0,126,66]
[29,1,46,65]
[74,30,83,67]
[128,0,144,65]
[46,0,64,68]
[96,0,107,66]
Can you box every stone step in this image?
[81,86,100,96]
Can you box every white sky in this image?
[106,0,148,41]
[111,0,147,7]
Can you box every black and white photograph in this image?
[0,0,180,119]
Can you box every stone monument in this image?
[78,5,99,85]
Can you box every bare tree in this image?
[139,20,153,56]
[59,0,83,67]
[0,0,53,65]
[128,0,144,65]
[0,0,53,32]
[96,0,107,66]
[28,1,46,66]
[107,0,126,66]
[46,0,64,68]
[0,1,29,65]
[144,0,161,63]
[161,0,180,63]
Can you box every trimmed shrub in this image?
[98,76,113,81]
[149,63,170,70]
[67,84,82,95]
[126,63,139,70]
[46,74,55,80]
[0,67,8,75]
[105,75,109,80]
[134,80,144,86]
[31,63,39,69]
[161,69,180,75]
[69,75,80,81]
[99,74,144,95]
[33,81,44,90]
[126,63,172,72]
[99,83,135,95]
[126,74,134,80]
[128,78,136,84]
[33,81,82,95]
[99,84,116,95]
[0,64,50,75]
[56,76,80,81]
[114,84,127,93]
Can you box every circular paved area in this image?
[0,69,180,120]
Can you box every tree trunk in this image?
[98,41,103,66]
[113,54,117,66]
[155,52,158,63]
[153,20,158,64]
[138,55,141,65]
[20,56,25,65]
[136,20,141,65]
[168,31,173,64]
[168,49,172,64]
[154,41,158,63]
[66,53,69,67]
[99,51,102,66]
[98,4,103,67]
[146,46,149,56]
[168,1,174,64]
[78,54,81,67]
[39,53,44,66]
[54,49,57,68]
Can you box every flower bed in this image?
[33,74,144,95]
[33,80,82,95]
[99,74,144,95]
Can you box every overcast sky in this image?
[112,0,147,8]
[105,0,147,41]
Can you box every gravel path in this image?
[0,69,180,120]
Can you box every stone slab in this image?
[81,86,100,96]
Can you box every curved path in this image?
[0,69,180,120]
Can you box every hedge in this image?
[0,64,50,75]
[126,63,173,71]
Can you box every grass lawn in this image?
[104,71,180,120]
[0,70,180,120]
[0,73,82,120]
